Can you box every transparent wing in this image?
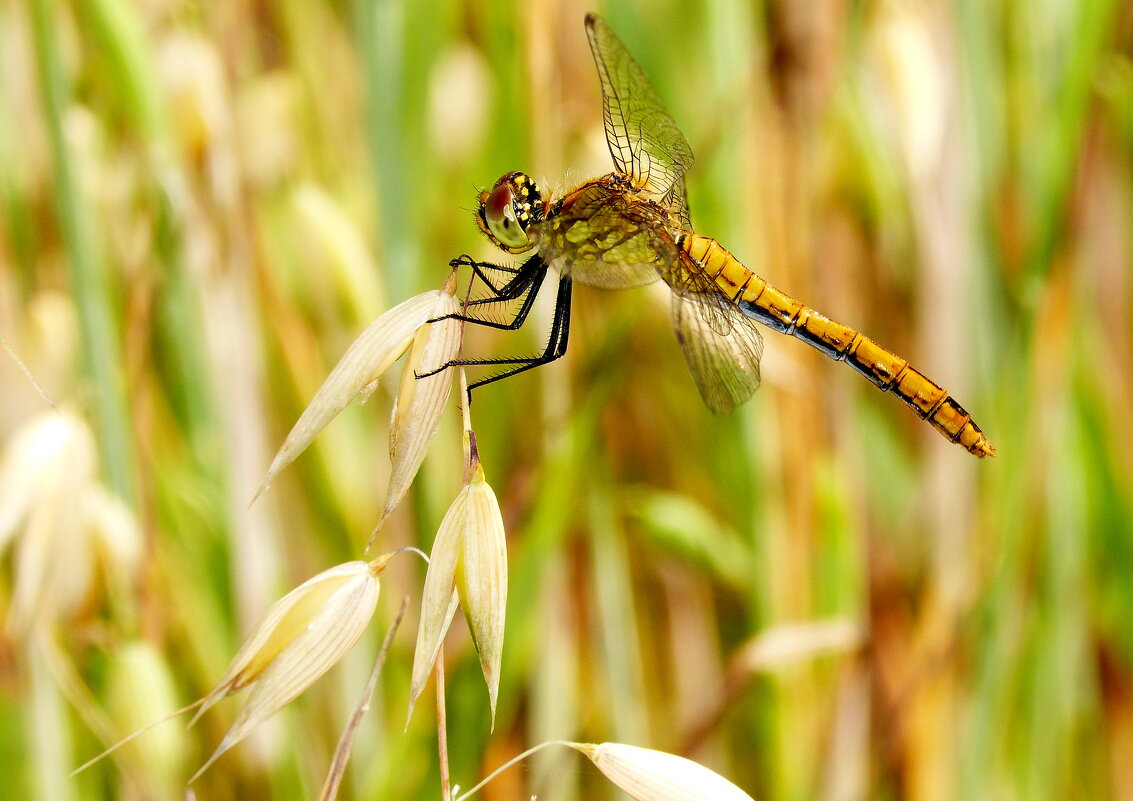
[671,290,764,414]
[532,180,670,289]
[585,14,695,228]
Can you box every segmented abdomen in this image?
[679,234,996,457]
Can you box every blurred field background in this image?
[2,0,1132,799]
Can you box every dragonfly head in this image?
[477,172,543,254]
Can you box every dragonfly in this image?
[432,14,995,458]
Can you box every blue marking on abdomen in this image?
[739,298,792,334]
[793,325,844,360]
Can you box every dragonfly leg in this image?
[428,255,547,335]
[416,273,573,404]
[427,254,549,335]
[463,274,573,403]
[417,255,574,403]
[450,254,522,297]
[414,256,552,380]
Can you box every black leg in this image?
[430,254,549,332]
[417,255,574,401]
[417,274,572,390]
[463,274,573,402]
[415,256,551,381]
[458,254,537,302]
[451,254,521,297]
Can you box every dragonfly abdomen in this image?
[679,234,996,457]
[837,332,995,456]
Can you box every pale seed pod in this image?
[381,287,462,527]
[188,558,386,782]
[408,486,467,718]
[255,290,451,500]
[408,452,507,722]
[455,461,507,721]
[0,409,140,638]
[105,641,188,797]
[568,742,755,801]
[290,184,386,323]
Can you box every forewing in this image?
[532,182,670,289]
[585,14,694,226]
[671,291,764,414]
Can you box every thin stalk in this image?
[435,645,450,801]
[460,368,471,433]
[317,597,409,801]
[452,741,572,801]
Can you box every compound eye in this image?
[483,183,530,251]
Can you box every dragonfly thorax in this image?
[477,171,545,254]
